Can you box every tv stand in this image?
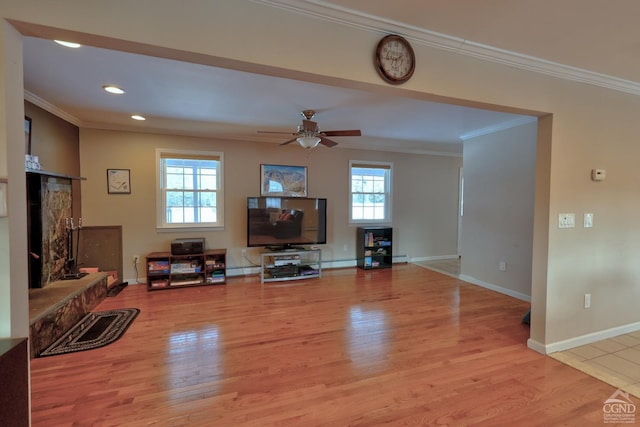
[146,249,226,290]
[261,248,321,284]
[265,245,306,252]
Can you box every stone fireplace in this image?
[27,171,74,288]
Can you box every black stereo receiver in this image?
[171,238,205,255]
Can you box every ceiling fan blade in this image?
[280,137,298,145]
[319,136,339,147]
[257,130,296,135]
[302,120,318,132]
[322,129,361,137]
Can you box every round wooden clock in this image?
[375,34,416,84]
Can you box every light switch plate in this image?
[559,213,575,228]
[584,213,593,228]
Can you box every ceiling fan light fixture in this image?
[296,136,321,149]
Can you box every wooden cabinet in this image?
[357,227,392,269]
[146,249,226,290]
[261,249,321,283]
[0,338,29,426]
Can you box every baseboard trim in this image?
[410,255,459,263]
[527,338,547,355]
[226,266,261,277]
[458,274,531,302]
[539,321,640,354]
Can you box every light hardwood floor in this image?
[416,258,640,401]
[30,265,627,426]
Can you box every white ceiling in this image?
[21,1,640,155]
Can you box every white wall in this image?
[461,120,538,300]
[79,128,462,282]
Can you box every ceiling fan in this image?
[258,110,361,148]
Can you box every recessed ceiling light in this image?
[54,40,81,48]
[131,115,146,121]
[102,85,125,95]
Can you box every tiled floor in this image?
[414,258,640,398]
[550,334,640,398]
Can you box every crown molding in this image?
[24,90,82,127]
[253,0,640,96]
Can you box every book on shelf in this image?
[170,261,201,273]
[150,279,169,288]
[364,232,374,247]
[170,278,203,287]
[148,260,170,273]
[206,262,225,269]
[171,266,202,274]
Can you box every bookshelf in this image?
[146,249,226,290]
[356,227,392,269]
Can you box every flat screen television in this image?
[247,196,327,249]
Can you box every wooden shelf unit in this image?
[357,226,392,269]
[261,248,321,284]
[146,249,226,291]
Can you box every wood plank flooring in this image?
[30,265,626,426]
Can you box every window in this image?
[156,149,224,229]
[349,161,392,223]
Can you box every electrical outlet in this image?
[499,261,507,272]
[133,255,139,265]
[241,249,247,257]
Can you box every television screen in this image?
[247,197,327,248]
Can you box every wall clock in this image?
[375,34,415,84]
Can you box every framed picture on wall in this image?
[25,116,32,155]
[260,164,307,197]
[107,169,131,194]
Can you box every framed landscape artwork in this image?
[260,164,307,197]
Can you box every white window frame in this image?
[156,148,224,230]
[349,160,392,224]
